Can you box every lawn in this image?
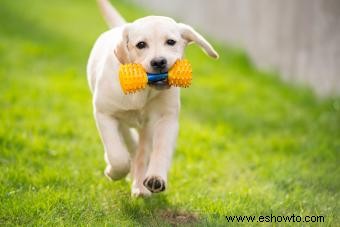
[0,0,339,226]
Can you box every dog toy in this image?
[119,59,192,94]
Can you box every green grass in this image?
[0,0,339,226]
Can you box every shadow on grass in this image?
[119,194,200,226]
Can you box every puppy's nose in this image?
[150,57,167,70]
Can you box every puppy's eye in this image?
[136,41,147,49]
[166,39,176,46]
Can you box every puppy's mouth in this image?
[148,67,168,74]
[148,80,170,90]
[147,67,171,90]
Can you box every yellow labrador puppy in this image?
[87,0,218,197]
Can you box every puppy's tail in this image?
[97,0,126,28]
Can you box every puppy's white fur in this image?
[87,0,218,197]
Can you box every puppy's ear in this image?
[114,26,131,64]
[178,23,219,59]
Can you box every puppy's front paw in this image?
[143,175,166,193]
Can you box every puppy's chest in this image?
[113,90,159,128]
[115,109,147,128]
[120,90,152,110]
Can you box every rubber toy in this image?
[118,59,192,94]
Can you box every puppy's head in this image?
[115,16,218,81]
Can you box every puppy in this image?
[87,0,218,197]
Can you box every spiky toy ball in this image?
[119,59,192,94]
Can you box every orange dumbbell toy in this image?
[119,59,192,94]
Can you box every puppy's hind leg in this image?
[119,125,138,155]
[94,111,131,180]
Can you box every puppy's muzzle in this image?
[148,80,170,90]
[150,57,167,72]
[147,72,170,90]
[149,57,170,90]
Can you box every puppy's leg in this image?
[95,111,130,180]
[119,124,137,155]
[130,127,152,197]
[143,114,179,193]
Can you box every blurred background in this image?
[133,0,340,97]
[0,0,339,225]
